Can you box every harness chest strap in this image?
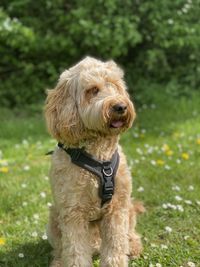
[57,142,120,206]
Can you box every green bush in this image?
[0,0,200,107]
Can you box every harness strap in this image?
[58,142,120,206]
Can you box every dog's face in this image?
[45,57,136,144]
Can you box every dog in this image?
[45,57,143,267]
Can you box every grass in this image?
[0,91,200,267]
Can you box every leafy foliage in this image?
[0,0,200,106]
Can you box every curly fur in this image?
[45,57,143,267]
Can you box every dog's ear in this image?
[45,70,83,144]
[106,60,124,79]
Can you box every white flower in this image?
[42,234,48,240]
[40,192,46,198]
[171,204,177,210]
[162,203,168,209]
[21,183,27,188]
[172,185,181,191]
[149,264,154,267]
[176,159,181,164]
[175,195,182,201]
[22,139,29,146]
[0,160,8,166]
[22,201,28,207]
[196,200,200,206]
[44,176,49,181]
[188,185,194,191]
[166,203,176,210]
[156,264,162,267]
[165,226,172,233]
[187,262,195,267]
[47,202,52,207]
[137,186,144,192]
[33,214,39,220]
[185,200,192,205]
[18,253,24,258]
[23,165,30,171]
[161,244,168,249]
[184,235,190,240]
[133,133,139,138]
[136,148,143,155]
[31,231,38,237]
[148,148,154,154]
[151,160,156,166]
[164,165,171,170]
[177,205,184,212]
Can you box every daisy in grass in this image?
[187,262,196,267]
[165,226,172,233]
[0,159,8,166]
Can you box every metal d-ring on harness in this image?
[57,142,120,206]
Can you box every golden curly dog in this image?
[45,57,143,267]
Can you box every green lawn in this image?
[0,92,200,267]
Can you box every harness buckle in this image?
[102,166,113,177]
[101,174,114,203]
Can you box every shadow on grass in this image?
[0,240,52,267]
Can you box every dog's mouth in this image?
[110,120,125,129]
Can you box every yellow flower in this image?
[0,238,6,246]
[162,144,170,151]
[156,159,165,165]
[197,138,200,145]
[182,153,189,160]
[165,149,173,156]
[0,167,9,173]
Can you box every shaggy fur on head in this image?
[45,57,143,267]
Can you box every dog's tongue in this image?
[111,120,124,128]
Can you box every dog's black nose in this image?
[112,103,127,114]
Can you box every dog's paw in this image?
[129,233,143,259]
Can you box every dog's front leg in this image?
[99,206,129,267]
[60,210,93,267]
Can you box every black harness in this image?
[57,142,120,206]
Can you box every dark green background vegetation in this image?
[0,0,200,107]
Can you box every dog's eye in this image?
[86,87,99,97]
[91,87,99,96]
